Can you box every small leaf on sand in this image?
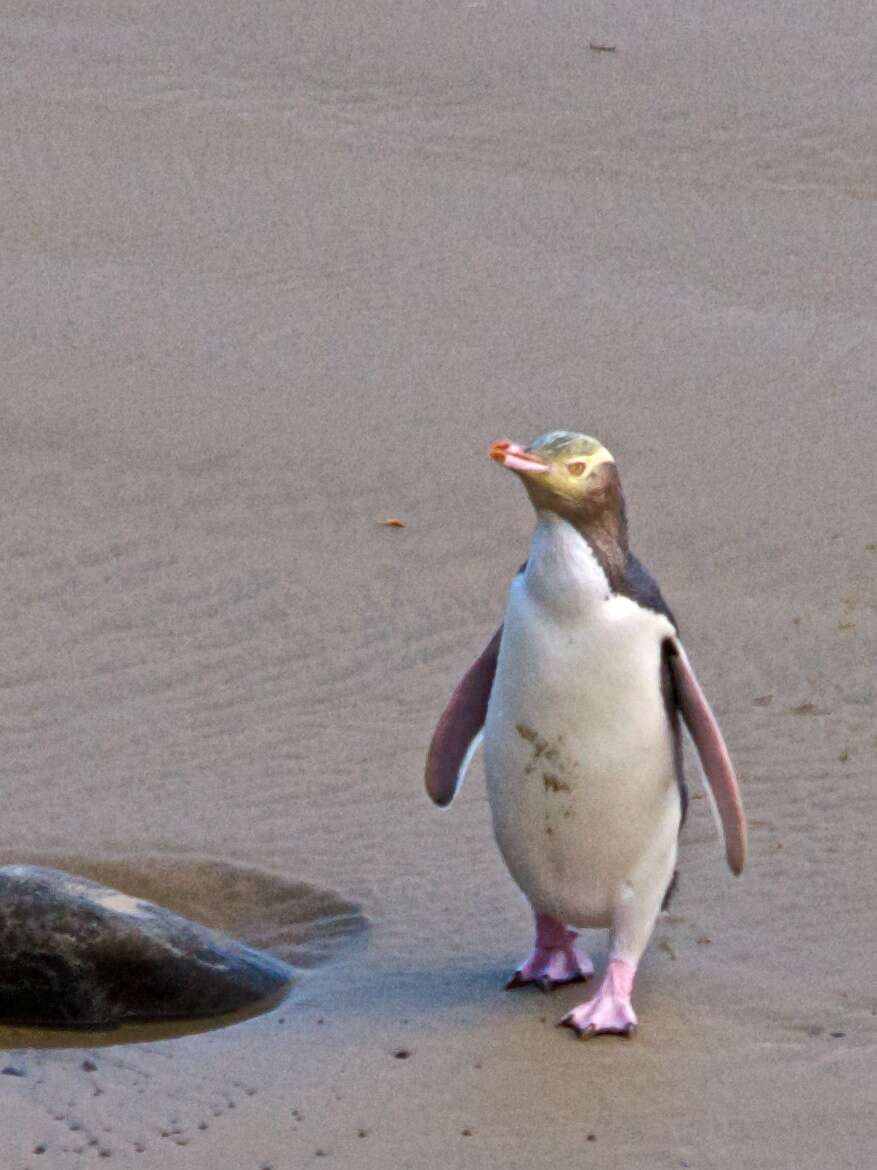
[381,518,406,528]
[789,702,819,715]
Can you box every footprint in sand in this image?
[0,855,366,1162]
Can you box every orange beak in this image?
[489,439,551,474]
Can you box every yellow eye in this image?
[567,461,588,477]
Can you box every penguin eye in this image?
[567,461,588,478]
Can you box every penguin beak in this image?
[489,440,550,475]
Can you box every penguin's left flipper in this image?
[667,639,748,875]
[425,626,503,807]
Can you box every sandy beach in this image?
[2,1,876,1165]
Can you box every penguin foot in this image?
[558,958,638,1039]
[505,919,594,992]
[505,949,593,991]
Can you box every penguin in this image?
[425,431,746,1038]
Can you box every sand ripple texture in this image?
[1,0,876,1168]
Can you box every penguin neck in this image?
[524,512,615,618]
[522,461,630,595]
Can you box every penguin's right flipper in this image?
[424,626,502,807]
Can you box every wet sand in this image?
[1,1,876,1166]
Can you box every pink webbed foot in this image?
[560,958,638,1039]
[506,913,594,992]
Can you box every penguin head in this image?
[488,431,618,516]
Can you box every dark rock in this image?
[0,866,294,1029]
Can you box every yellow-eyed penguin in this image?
[425,432,746,1038]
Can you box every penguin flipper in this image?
[668,640,747,875]
[425,626,502,807]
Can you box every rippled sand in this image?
[1,1,875,1166]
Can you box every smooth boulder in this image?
[0,865,294,1028]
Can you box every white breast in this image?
[483,514,681,927]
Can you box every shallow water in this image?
[0,987,291,1052]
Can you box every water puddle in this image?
[0,987,292,1050]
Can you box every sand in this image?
[1,0,876,1165]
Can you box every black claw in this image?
[558,1016,636,1040]
[509,970,592,993]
